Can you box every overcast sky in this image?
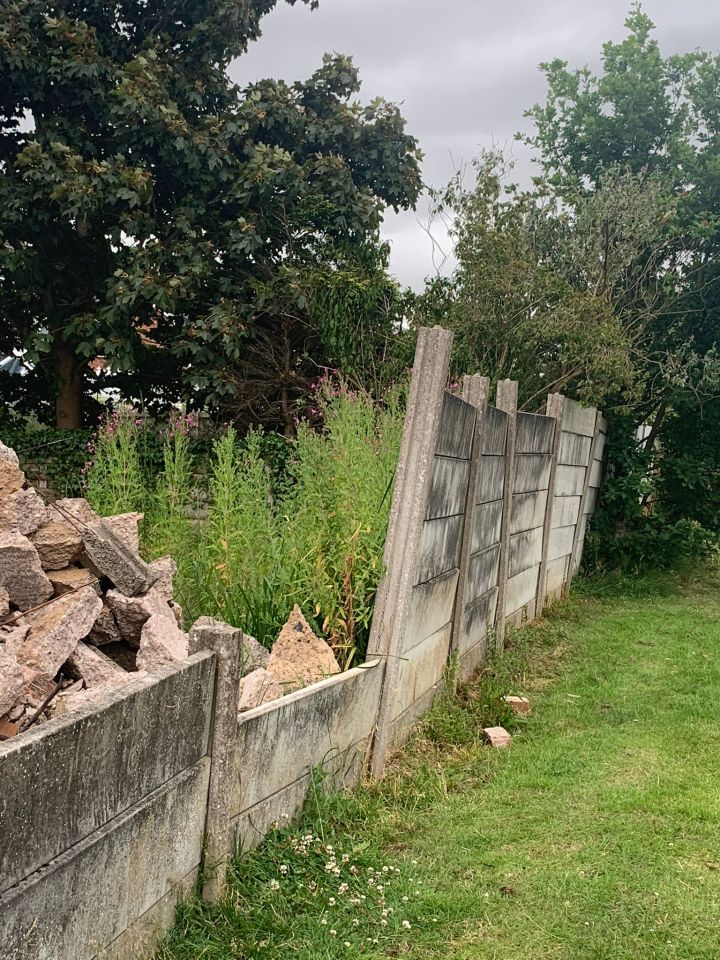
[230,0,720,290]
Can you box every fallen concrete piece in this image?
[0,643,25,716]
[0,529,54,610]
[0,460,25,498]
[16,585,103,675]
[47,497,99,527]
[81,520,154,596]
[104,512,143,553]
[148,556,176,601]
[106,586,174,647]
[30,521,84,570]
[0,487,48,536]
[483,726,512,749]
[503,695,531,715]
[87,602,122,645]
[48,566,99,596]
[66,641,127,687]
[0,440,19,466]
[136,613,188,670]
[267,605,340,693]
[237,667,283,711]
[239,633,270,676]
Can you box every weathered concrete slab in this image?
[515,412,555,454]
[551,494,581,528]
[476,455,505,504]
[0,760,209,960]
[404,568,458,652]
[545,555,568,594]
[392,621,452,721]
[505,564,540,617]
[82,520,154,597]
[416,514,463,585]
[467,543,501,603]
[233,662,384,818]
[232,747,367,854]
[585,486,600,514]
[556,464,586,497]
[508,526,543,578]
[434,393,476,459]
[426,456,471,520]
[459,587,497,656]
[548,524,575,563]
[470,499,503,554]
[0,653,213,893]
[513,453,552,494]
[510,490,547,535]
[562,399,597,437]
[482,406,508,455]
[589,458,604,487]
[558,431,592,466]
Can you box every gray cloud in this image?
[230,0,720,289]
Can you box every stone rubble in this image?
[0,437,347,733]
[0,439,191,734]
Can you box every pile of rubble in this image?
[0,439,341,737]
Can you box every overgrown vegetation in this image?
[156,563,720,959]
[84,384,404,664]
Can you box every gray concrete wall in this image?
[230,661,385,851]
[390,392,475,743]
[0,654,214,960]
[505,412,556,623]
[545,399,599,597]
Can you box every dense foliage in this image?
[84,386,404,665]
[0,0,421,429]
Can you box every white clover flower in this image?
[344,942,350,948]
[402,920,411,929]
[330,929,337,936]
[380,919,387,927]
[338,883,349,894]
[328,897,336,906]
[268,879,280,891]
[279,864,288,874]
[382,866,389,873]
[402,896,409,902]
[320,918,327,925]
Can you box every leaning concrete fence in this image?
[0,326,607,959]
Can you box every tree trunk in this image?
[52,334,82,429]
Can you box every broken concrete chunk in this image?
[87,602,122,645]
[135,613,188,671]
[48,566,100,596]
[16,585,103,675]
[0,643,25,716]
[238,667,284,712]
[148,556,176,601]
[0,529,54,610]
[30,522,84,570]
[66,641,127,687]
[239,633,270,676]
[81,519,153,596]
[106,587,174,647]
[0,460,25,498]
[0,440,20,466]
[170,600,183,629]
[483,726,512,749]
[0,487,48,536]
[104,512,143,553]
[47,497,99,527]
[503,695,530,716]
[0,586,8,620]
[266,605,340,693]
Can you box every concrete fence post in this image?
[367,325,453,778]
[494,379,518,652]
[565,408,601,597]
[188,617,243,902]
[536,392,565,614]
[450,375,490,673]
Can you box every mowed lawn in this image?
[157,566,720,960]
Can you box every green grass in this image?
[156,564,720,960]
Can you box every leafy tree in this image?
[0,1,421,428]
